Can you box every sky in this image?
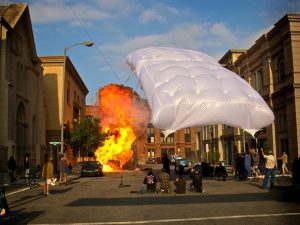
[4,0,300,104]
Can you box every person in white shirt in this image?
[261,149,277,189]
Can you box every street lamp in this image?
[60,41,94,154]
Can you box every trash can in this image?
[292,157,300,186]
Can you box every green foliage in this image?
[209,151,220,164]
[263,140,269,151]
[69,116,108,156]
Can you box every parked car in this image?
[80,161,104,177]
[146,158,156,164]
[175,159,191,174]
[146,157,162,164]
[193,162,214,177]
[169,155,181,164]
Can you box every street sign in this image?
[49,141,60,146]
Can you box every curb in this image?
[4,174,81,196]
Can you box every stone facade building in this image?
[40,56,89,165]
[0,4,45,171]
[145,14,300,166]
[212,14,300,164]
[0,3,89,173]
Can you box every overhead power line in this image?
[65,0,123,83]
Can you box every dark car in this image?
[80,161,104,177]
[175,159,191,174]
[193,162,214,177]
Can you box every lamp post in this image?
[60,41,94,154]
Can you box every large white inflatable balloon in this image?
[126,47,274,136]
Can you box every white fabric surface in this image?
[126,47,274,136]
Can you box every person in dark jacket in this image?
[190,167,205,193]
[143,170,157,193]
[174,174,186,193]
[7,156,17,183]
[236,153,246,180]
[215,162,227,181]
[162,153,171,174]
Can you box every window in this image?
[168,148,175,155]
[161,148,167,156]
[73,106,80,121]
[147,123,155,143]
[254,69,263,91]
[161,132,174,143]
[67,81,70,104]
[185,128,191,143]
[277,110,287,130]
[147,149,155,158]
[185,148,192,160]
[276,55,285,83]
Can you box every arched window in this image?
[147,123,155,143]
[277,55,285,82]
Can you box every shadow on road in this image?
[0,208,44,225]
[66,188,300,207]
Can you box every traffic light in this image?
[63,124,69,140]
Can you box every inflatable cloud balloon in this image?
[126,47,274,136]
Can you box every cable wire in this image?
[65,0,123,83]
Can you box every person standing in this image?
[236,153,246,180]
[41,155,54,195]
[7,156,17,183]
[58,156,67,185]
[162,153,171,174]
[190,167,205,193]
[258,148,266,175]
[24,154,30,185]
[261,150,277,189]
[244,152,252,178]
[251,150,260,180]
[278,151,289,174]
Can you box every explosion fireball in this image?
[94,84,150,172]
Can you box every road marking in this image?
[6,187,30,196]
[30,212,300,224]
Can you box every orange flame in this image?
[94,84,150,172]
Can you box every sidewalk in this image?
[1,173,81,195]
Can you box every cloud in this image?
[28,0,134,24]
[95,22,240,78]
[138,3,181,24]
[95,0,138,14]
[138,9,165,23]
[70,20,93,28]
[102,22,238,54]
[209,23,238,43]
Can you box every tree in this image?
[69,116,107,160]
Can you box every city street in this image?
[2,168,300,225]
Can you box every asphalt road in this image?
[1,169,300,225]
